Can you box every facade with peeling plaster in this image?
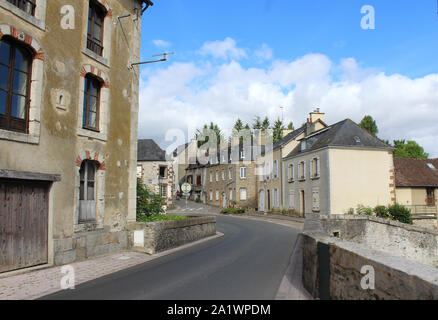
[0,0,149,273]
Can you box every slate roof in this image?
[285,119,392,159]
[394,158,438,187]
[137,139,166,161]
[273,126,306,149]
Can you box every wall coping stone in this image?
[127,215,216,231]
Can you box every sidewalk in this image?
[0,233,223,300]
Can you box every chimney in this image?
[309,107,325,124]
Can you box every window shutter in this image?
[303,161,306,180]
[292,164,295,181]
[317,157,321,177]
[309,160,312,179]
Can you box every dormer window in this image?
[7,0,36,16]
[427,163,436,170]
[301,140,307,151]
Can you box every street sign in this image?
[181,183,192,193]
[183,192,190,197]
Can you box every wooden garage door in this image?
[0,179,49,273]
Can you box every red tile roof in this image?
[394,158,438,187]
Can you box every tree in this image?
[261,117,270,132]
[272,118,285,143]
[253,116,262,130]
[137,178,164,217]
[393,140,429,159]
[359,115,379,136]
[287,121,294,130]
[196,122,222,147]
[233,118,244,133]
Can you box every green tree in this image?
[287,121,294,130]
[253,116,262,130]
[272,118,285,143]
[261,117,270,132]
[196,122,222,147]
[137,178,164,217]
[393,140,429,159]
[233,118,244,133]
[359,115,379,136]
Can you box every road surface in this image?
[42,203,300,300]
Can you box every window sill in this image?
[311,176,320,180]
[0,128,39,144]
[77,127,107,142]
[82,48,109,68]
[0,1,45,31]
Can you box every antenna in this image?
[280,106,284,122]
[130,52,175,68]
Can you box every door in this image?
[79,160,97,222]
[259,190,265,212]
[300,190,305,217]
[267,190,271,211]
[0,179,49,273]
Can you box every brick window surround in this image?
[0,24,44,145]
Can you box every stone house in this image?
[394,158,438,216]
[185,160,207,203]
[282,118,394,216]
[256,110,328,213]
[205,143,260,210]
[0,0,150,273]
[171,138,198,193]
[137,139,175,210]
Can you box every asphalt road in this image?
[41,206,300,300]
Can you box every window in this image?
[229,167,233,180]
[274,160,278,179]
[266,162,270,180]
[136,165,142,178]
[216,170,219,182]
[312,157,320,178]
[222,169,225,181]
[216,190,219,201]
[299,161,306,181]
[7,0,36,16]
[161,185,167,198]
[288,164,295,183]
[229,189,233,201]
[0,37,32,133]
[257,166,263,182]
[87,0,106,56]
[79,160,98,222]
[240,188,247,201]
[240,167,247,179]
[240,150,245,159]
[159,166,167,178]
[426,188,435,205]
[82,74,101,131]
[209,172,213,182]
[209,190,213,201]
[196,175,202,186]
[301,140,306,151]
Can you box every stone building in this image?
[205,143,261,210]
[185,160,207,203]
[0,0,151,273]
[282,118,394,216]
[137,139,175,210]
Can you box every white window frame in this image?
[240,167,247,179]
[222,169,225,181]
[216,190,219,201]
[216,170,219,182]
[312,187,320,212]
[210,172,213,182]
[210,190,213,201]
[229,167,233,180]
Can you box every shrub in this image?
[374,205,389,218]
[388,203,412,224]
[346,208,355,215]
[230,200,237,207]
[356,204,373,216]
[221,207,245,215]
[137,214,188,223]
[137,178,165,217]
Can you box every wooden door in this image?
[0,179,49,273]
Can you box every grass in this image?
[137,214,188,223]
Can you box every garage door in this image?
[0,179,49,273]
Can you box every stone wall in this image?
[53,228,128,265]
[128,216,216,255]
[302,214,438,300]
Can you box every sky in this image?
[137,0,438,157]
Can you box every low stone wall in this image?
[302,214,438,300]
[319,214,438,267]
[54,228,128,265]
[128,216,216,255]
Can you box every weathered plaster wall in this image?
[0,0,143,266]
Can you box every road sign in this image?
[181,183,192,193]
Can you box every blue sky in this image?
[137,1,438,157]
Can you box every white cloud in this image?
[152,39,171,48]
[198,37,247,60]
[139,48,438,158]
[255,43,273,61]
